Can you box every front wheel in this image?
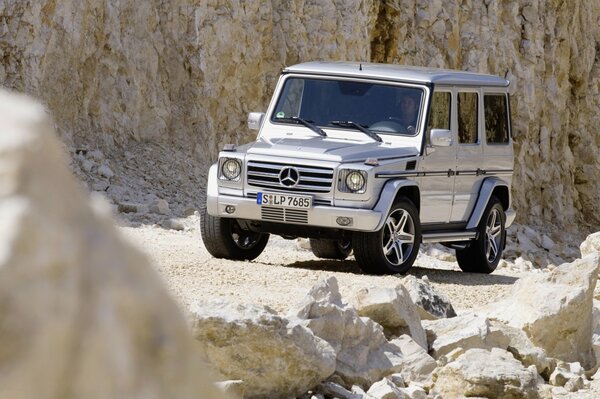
[456,196,505,274]
[353,198,421,275]
[200,206,269,260]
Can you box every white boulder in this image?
[580,232,600,257]
[190,299,336,399]
[289,277,406,387]
[483,254,600,368]
[366,378,408,399]
[349,285,428,349]
[0,90,227,399]
[432,348,541,399]
[400,275,456,320]
[388,335,437,384]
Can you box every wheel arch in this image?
[373,179,420,231]
[466,177,510,230]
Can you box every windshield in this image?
[271,77,425,135]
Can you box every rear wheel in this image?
[200,206,269,260]
[309,238,352,260]
[353,198,421,275]
[456,196,505,273]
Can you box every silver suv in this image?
[201,62,515,274]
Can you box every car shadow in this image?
[280,258,519,286]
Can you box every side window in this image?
[484,94,509,144]
[457,92,478,144]
[427,91,451,131]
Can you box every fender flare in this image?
[206,164,219,215]
[466,177,510,230]
[373,179,420,231]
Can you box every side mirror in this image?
[430,129,452,147]
[247,112,265,131]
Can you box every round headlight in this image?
[221,159,241,180]
[345,171,366,192]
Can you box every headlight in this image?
[219,158,242,181]
[339,169,367,193]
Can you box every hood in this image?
[246,136,418,163]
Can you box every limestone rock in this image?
[349,285,427,349]
[315,381,363,399]
[388,335,437,384]
[422,313,497,358]
[97,163,114,179]
[432,348,541,399]
[288,277,406,387]
[366,378,408,399]
[0,90,228,398]
[150,198,170,215]
[398,386,427,399]
[401,275,456,320]
[580,232,600,257]
[190,299,336,399]
[483,254,600,368]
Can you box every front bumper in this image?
[207,192,384,232]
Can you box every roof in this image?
[283,61,510,87]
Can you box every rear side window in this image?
[427,92,451,131]
[484,94,509,144]
[457,92,478,144]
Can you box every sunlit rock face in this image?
[1,0,599,229]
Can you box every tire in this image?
[200,206,269,261]
[309,238,352,260]
[353,198,421,275]
[456,196,505,274]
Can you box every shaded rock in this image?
[289,277,406,387]
[150,198,170,215]
[398,386,427,399]
[401,275,456,320]
[580,232,600,257]
[350,285,427,349]
[0,90,227,398]
[117,202,149,214]
[549,361,587,389]
[316,381,363,399]
[432,348,540,399]
[190,299,336,399]
[483,254,600,368]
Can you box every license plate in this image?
[256,192,312,209]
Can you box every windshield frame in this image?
[268,74,429,138]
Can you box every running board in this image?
[421,230,477,243]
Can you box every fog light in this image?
[336,216,353,226]
[225,205,236,214]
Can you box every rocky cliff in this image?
[1,0,599,230]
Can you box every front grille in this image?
[261,206,309,224]
[247,160,334,193]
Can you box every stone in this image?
[549,361,587,388]
[150,198,170,215]
[92,181,109,192]
[388,335,437,384]
[483,254,600,368]
[288,277,406,387]
[400,275,456,320]
[541,235,556,251]
[349,285,427,349]
[398,386,427,399]
[316,381,363,399]
[97,163,114,179]
[215,380,245,398]
[422,313,498,358]
[432,348,540,399]
[0,90,228,399]
[581,232,600,257]
[366,378,408,399]
[117,202,149,214]
[80,158,94,172]
[190,299,336,399]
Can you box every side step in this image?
[421,230,477,243]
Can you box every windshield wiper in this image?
[330,120,382,142]
[274,116,327,137]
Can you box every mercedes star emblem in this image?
[279,167,300,187]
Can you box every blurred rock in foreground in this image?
[0,90,229,399]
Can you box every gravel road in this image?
[119,216,530,315]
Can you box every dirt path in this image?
[118,217,528,315]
